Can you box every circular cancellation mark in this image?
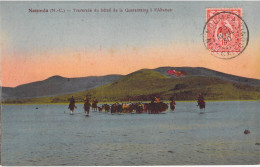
[203,9,249,59]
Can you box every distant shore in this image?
[2,99,259,105]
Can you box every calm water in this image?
[1,101,260,165]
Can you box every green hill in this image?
[4,69,260,104]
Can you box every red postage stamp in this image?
[204,8,249,59]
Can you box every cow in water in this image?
[145,102,168,114]
[102,104,111,113]
[98,107,103,112]
[122,103,131,113]
[136,103,144,114]
[111,104,117,114]
[122,103,141,113]
[117,103,123,113]
[111,103,122,114]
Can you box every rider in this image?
[170,96,176,112]
[84,95,90,103]
[70,96,75,104]
[92,97,98,104]
[155,97,160,103]
[198,93,204,103]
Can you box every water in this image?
[1,101,260,165]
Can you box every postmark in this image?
[203,8,249,59]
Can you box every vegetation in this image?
[2,69,260,104]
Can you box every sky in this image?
[1,1,260,87]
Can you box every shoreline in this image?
[1,99,259,105]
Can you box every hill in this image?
[5,68,260,104]
[154,67,260,86]
[1,75,122,100]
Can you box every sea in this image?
[1,101,260,165]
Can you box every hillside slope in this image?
[6,69,260,103]
[154,67,260,86]
[1,75,123,100]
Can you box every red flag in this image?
[167,70,185,77]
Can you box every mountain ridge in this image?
[2,66,260,102]
[2,74,123,100]
[3,67,260,103]
[154,67,260,86]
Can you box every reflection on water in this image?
[2,101,260,165]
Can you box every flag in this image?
[167,69,185,77]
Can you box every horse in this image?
[92,102,98,112]
[68,102,77,114]
[197,100,206,112]
[84,101,91,115]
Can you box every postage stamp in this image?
[203,8,249,59]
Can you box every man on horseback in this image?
[92,97,98,111]
[68,96,77,114]
[197,93,206,111]
[84,96,91,116]
[170,96,176,112]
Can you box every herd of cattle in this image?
[86,102,170,114]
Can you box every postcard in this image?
[0,1,260,165]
